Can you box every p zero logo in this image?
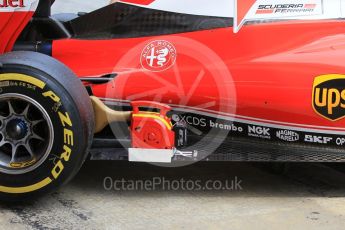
[0,0,24,7]
[312,74,345,121]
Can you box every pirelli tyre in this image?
[0,51,94,201]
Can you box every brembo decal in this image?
[312,74,345,121]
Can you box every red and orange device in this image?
[131,101,175,149]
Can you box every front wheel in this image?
[0,51,94,201]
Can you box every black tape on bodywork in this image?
[65,3,233,39]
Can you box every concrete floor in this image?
[1,161,345,230]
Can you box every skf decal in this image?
[312,74,345,121]
[304,135,332,144]
[141,40,177,72]
[0,0,24,8]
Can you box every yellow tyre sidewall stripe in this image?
[0,73,46,89]
[0,73,51,194]
[0,178,52,194]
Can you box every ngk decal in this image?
[141,40,177,72]
[248,125,270,139]
[234,0,323,33]
[0,0,24,7]
[312,74,345,121]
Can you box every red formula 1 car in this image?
[0,0,344,200]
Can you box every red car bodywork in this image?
[52,20,345,132]
[1,0,345,159]
[0,11,33,53]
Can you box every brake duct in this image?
[90,96,175,150]
[90,96,197,162]
[90,96,131,133]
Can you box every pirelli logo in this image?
[312,74,345,121]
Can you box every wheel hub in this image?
[0,94,54,175]
[5,118,29,141]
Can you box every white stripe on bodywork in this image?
[99,98,345,135]
[0,0,39,12]
[120,0,343,33]
[234,0,342,32]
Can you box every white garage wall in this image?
[51,0,110,14]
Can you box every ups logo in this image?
[312,74,345,121]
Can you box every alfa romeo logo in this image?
[141,40,177,72]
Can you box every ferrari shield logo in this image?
[312,74,345,121]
